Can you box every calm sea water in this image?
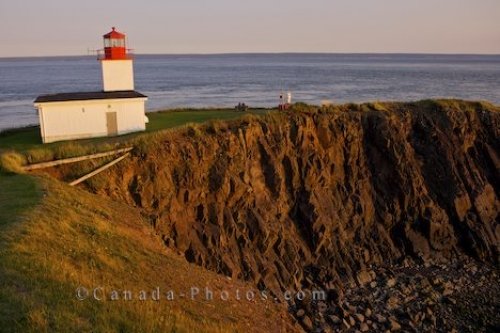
[0,53,499,131]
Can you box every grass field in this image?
[0,173,41,228]
[0,108,272,153]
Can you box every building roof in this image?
[103,27,126,39]
[34,91,147,103]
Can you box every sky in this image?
[0,0,499,57]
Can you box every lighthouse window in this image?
[113,39,125,47]
[104,38,125,48]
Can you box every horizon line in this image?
[1,51,500,60]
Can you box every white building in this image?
[34,27,148,143]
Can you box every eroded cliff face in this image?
[90,101,499,296]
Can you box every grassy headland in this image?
[0,100,498,332]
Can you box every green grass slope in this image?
[0,173,294,332]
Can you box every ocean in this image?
[0,53,499,131]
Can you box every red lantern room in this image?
[103,27,128,60]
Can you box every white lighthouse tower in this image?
[101,27,135,92]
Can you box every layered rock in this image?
[90,100,499,297]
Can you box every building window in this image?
[105,38,125,48]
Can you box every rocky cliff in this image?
[89,100,497,287]
[77,100,498,331]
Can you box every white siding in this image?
[35,98,147,143]
[101,60,134,92]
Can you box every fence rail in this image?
[22,147,133,171]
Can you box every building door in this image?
[106,112,118,136]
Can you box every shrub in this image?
[344,103,361,112]
[186,124,202,138]
[54,142,89,159]
[290,102,316,113]
[133,135,157,157]
[206,119,227,135]
[0,151,26,174]
[370,102,388,112]
[25,148,55,164]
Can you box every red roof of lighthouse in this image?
[103,27,125,39]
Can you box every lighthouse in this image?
[34,27,148,144]
[101,27,134,92]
